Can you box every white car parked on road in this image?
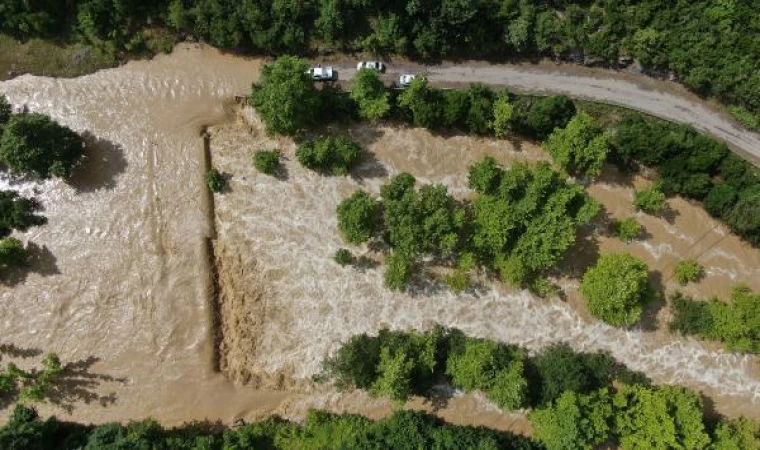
[356,61,386,72]
[307,66,336,81]
[398,74,417,87]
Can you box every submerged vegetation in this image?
[670,286,760,354]
[322,327,759,450]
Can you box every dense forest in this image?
[2,0,760,120]
[0,405,539,449]
[322,327,760,450]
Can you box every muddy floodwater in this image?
[0,44,759,427]
[211,110,760,420]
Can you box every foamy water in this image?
[212,114,760,418]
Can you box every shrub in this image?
[253,149,281,175]
[704,183,738,218]
[633,183,667,214]
[334,248,353,266]
[544,112,609,177]
[467,156,503,195]
[523,95,577,139]
[351,69,390,121]
[296,136,362,175]
[0,113,84,178]
[612,217,643,242]
[530,389,613,450]
[0,237,26,269]
[384,251,414,290]
[673,259,704,285]
[205,168,226,193]
[669,292,713,336]
[530,277,559,299]
[444,270,469,293]
[581,253,651,327]
[336,190,377,244]
[490,91,515,138]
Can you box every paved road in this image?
[330,61,760,164]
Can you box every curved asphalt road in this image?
[330,61,760,164]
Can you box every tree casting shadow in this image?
[1,241,59,286]
[68,132,128,193]
[46,356,128,413]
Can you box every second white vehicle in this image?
[398,74,417,87]
[356,61,386,72]
[307,66,336,81]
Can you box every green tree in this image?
[397,75,443,129]
[524,95,577,139]
[712,418,760,450]
[0,95,11,128]
[673,259,704,285]
[370,347,414,404]
[205,168,226,193]
[351,68,390,121]
[0,113,84,178]
[250,56,320,135]
[336,190,377,244]
[384,251,414,290]
[467,156,504,195]
[612,217,643,242]
[445,338,527,410]
[581,253,651,326]
[0,190,45,237]
[253,149,281,175]
[490,91,515,138]
[466,84,494,135]
[0,237,26,269]
[544,112,609,177]
[633,183,667,214]
[296,136,362,175]
[613,384,711,450]
[704,183,738,219]
[530,389,613,450]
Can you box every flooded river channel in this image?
[0,44,758,426]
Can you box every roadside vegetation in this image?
[321,326,759,450]
[4,1,760,130]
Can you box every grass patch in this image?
[0,34,118,80]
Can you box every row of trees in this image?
[611,113,760,246]
[670,286,760,354]
[0,404,536,449]
[336,160,599,291]
[6,1,760,121]
[321,327,758,450]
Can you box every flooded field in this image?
[0,44,758,427]
[211,110,760,420]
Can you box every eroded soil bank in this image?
[210,108,760,421]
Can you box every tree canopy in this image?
[250,56,320,135]
[350,68,390,121]
[581,253,651,327]
[544,112,609,178]
[0,113,84,178]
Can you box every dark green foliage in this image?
[612,218,642,242]
[333,248,353,266]
[0,113,84,178]
[520,95,577,139]
[252,149,280,175]
[0,190,46,237]
[528,343,648,407]
[670,286,760,354]
[465,84,494,135]
[544,112,609,177]
[205,168,226,193]
[673,260,704,286]
[397,75,444,129]
[0,95,11,128]
[0,237,26,269]
[296,136,362,175]
[0,405,537,450]
[727,187,760,246]
[704,183,738,219]
[441,89,469,130]
[250,56,320,135]
[336,190,377,244]
[351,68,390,121]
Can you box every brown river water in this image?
[0,44,759,427]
